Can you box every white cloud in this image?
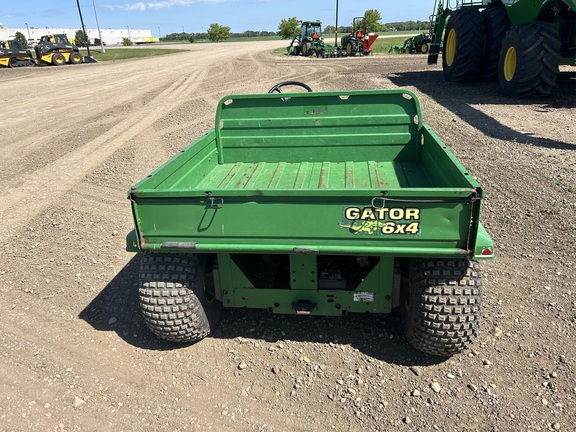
[104,0,231,11]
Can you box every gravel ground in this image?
[0,41,575,431]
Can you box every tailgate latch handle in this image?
[371,196,386,209]
[208,196,224,209]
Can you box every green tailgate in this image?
[129,89,492,259]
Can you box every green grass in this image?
[79,47,187,61]
[371,36,415,54]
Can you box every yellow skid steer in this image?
[0,40,36,68]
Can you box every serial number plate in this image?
[353,292,374,302]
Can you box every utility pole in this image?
[335,0,339,47]
[75,0,97,62]
[92,0,105,53]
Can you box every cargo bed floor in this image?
[191,161,434,190]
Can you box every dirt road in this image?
[1,40,575,431]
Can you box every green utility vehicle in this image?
[127,84,494,356]
[428,0,576,97]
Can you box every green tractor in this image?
[340,17,379,56]
[428,0,576,97]
[287,20,335,57]
[389,33,432,54]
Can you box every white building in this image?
[0,25,156,45]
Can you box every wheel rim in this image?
[503,46,517,82]
[446,28,456,67]
[346,43,352,55]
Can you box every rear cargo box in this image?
[129,89,488,258]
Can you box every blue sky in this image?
[1,0,432,35]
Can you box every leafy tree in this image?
[207,23,231,42]
[122,37,133,46]
[188,34,195,43]
[14,31,27,49]
[74,29,89,47]
[363,9,385,32]
[277,17,300,39]
[323,25,336,34]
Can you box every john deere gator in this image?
[126,83,494,357]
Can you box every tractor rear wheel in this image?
[138,253,222,343]
[481,2,511,79]
[301,41,312,56]
[498,22,561,97]
[442,9,484,81]
[346,40,357,56]
[51,52,66,66]
[401,259,483,356]
[69,51,82,64]
[419,42,429,54]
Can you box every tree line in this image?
[11,10,421,47]
[169,10,386,43]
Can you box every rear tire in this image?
[481,2,511,79]
[346,40,357,56]
[301,41,312,56]
[402,259,483,356]
[442,9,485,81]
[139,253,222,343]
[69,51,82,64]
[51,52,66,66]
[498,22,561,97]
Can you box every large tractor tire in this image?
[498,22,561,97]
[346,40,357,56]
[442,9,485,81]
[401,259,483,356]
[138,253,222,343]
[481,3,511,79]
[301,41,312,56]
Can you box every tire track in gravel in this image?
[0,68,207,244]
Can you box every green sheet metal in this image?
[129,89,490,259]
